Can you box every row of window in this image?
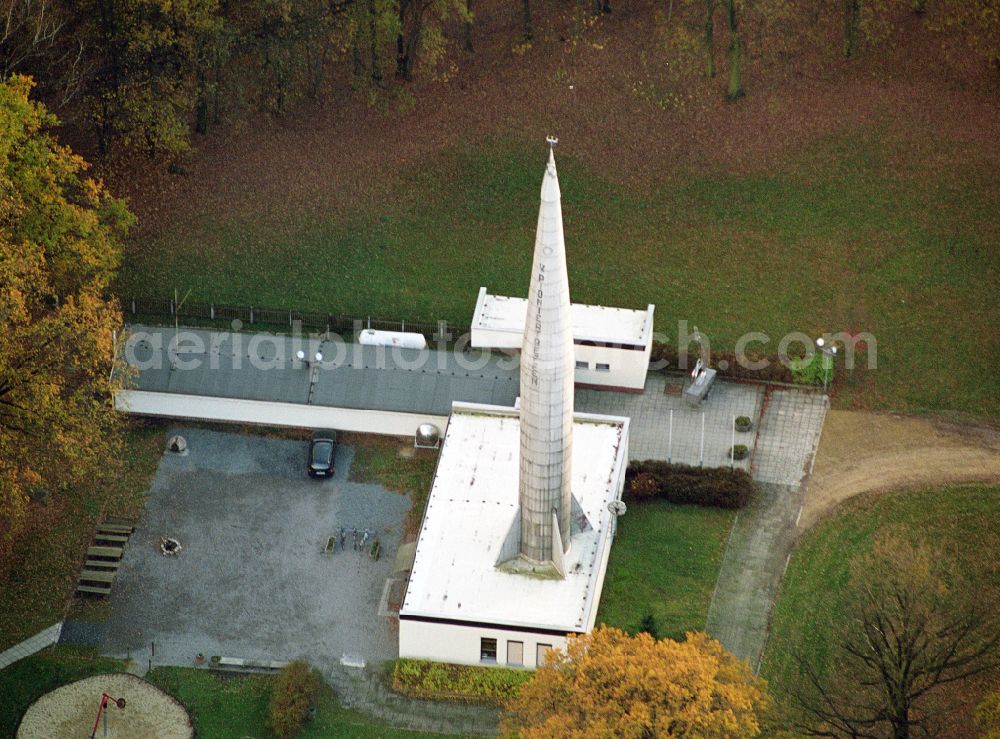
[575,360,611,372]
[480,637,552,666]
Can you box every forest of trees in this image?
[1,0,997,161]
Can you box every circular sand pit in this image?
[17,673,192,739]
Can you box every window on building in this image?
[536,643,553,666]
[575,360,589,370]
[507,640,524,666]
[596,363,611,372]
[480,638,498,663]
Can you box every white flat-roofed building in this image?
[471,287,655,391]
[398,401,630,668]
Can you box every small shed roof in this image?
[472,288,654,347]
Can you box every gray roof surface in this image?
[125,326,519,415]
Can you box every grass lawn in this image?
[0,646,129,736]
[597,500,735,641]
[146,666,446,738]
[0,423,164,651]
[761,483,1000,735]
[118,131,1000,417]
[345,434,439,538]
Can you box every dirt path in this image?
[802,411,1000,530]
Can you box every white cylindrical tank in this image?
[358,329,428,350]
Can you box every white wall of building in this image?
[584,430,629,632]
[572,343,651,391]
[399,619,570,669]
[115,389,449,437]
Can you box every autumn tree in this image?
[793,532,999,738]
[702,0,743,99]
[500,626,770,738]
[395,0,468,80]
[978,686,1000,738]
[0,75,133,542]
[923,0,1000,74]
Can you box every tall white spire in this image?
[516,139,575,567]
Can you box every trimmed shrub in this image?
[627,472,660,499]
[623,461,756,509]
[650,342,796,384]
[639,613,660,640]
[392,658,532,704]
[268,661,321,738]
[731,444,749,460]
[735,415,753,432]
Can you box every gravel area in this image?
[17,673,191,738]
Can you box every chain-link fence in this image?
[122,296,468,343]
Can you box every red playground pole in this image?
[90,692,126,739]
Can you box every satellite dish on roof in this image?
[415,424,441,449]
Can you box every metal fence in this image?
[122,296,469,343]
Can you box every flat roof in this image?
[124,325,518,415]
[400,403,629,633]
[472,288,655,346]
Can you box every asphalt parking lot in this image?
[102,427,410,669]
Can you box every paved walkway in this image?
[327,664,499,736]
[705,389,828,669]
[577,374,763,469]
[0,622,62,669]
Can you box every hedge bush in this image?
[650,342,796,384]
[267,661,321,738]
[624,461,756,509]
[392,658,532,704]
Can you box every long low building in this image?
[115,325,519,436]
[398,402,630,668]
[471,287,655,391]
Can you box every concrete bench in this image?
[98,523,135,535]
[79,569,116,584]
[87,545,123,559]
[75,584,112,596]
[210,657,290,672]
[84,558,121,571]
[94,533,129,544]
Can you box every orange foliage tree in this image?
[500,626,770,738]
[0,75,134,543]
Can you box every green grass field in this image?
[345,434,439,537]
[761,484,1000,733]
[146,667,445,738]
[0,650,445,738]
[0,647,129,736]
[118,131,1000,416]
[597,500,735,640]
[0,425,163,651]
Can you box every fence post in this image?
[700,412,705,467]
[289,310,293,327]
[131,298,136,315]
[170,299,175,316]
[249,306,254,324]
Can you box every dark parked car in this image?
[308,430,338,478]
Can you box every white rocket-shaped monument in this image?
[398,140,633,664]
[500,138,578,576]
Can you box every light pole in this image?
[815,338,837,393]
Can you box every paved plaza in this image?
[577,374,763,471]
[101,428,410,669]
